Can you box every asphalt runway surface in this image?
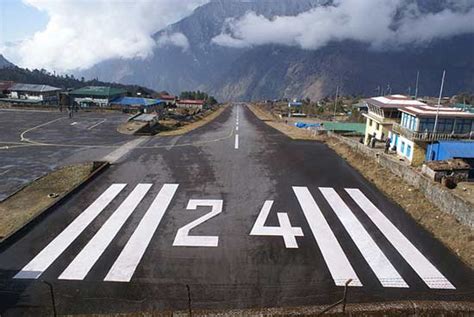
[0,105,472,315]
[0,109,133,200]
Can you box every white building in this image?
[7,83,62,103]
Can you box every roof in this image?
[432,141,474,159]
[366,95,426,109]
[111,96,163,107]
[322,122,366,134]
[70,86,127,97]
[400,105,474,118]
[9,83,61,93]
[425,158,471,171]
[289,101,303,107]
[177,99,205,105]
[0,81,14,91]
[159,94,176,100]
[454,103,474,113]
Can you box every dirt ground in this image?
[325,137,473,268]
[158,105,227,137]
[250,103,473,268]
[248,105,326,141]
[0,162,96,242]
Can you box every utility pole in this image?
[415,70,420,99]
[433,70,446,136]
[333,86,339,121]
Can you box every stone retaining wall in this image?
[329,132,473,227]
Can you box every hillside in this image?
[78,0,474,101]
[0,55,14,69]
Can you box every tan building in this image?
[176,99,204,111]
[362,95,426,145]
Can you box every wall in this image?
[329,132,473,227]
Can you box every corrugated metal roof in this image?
[435,141,474,158]
[9,83,61,92]
[70,86,127,97]
[322,122,366,134]
[112,97,163,106]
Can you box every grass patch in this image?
[0,162,98,242]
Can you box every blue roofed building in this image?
[426,141,474,161]
[110,97,165,113]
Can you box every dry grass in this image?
[0,163,95,241]
[247,104,326,141]
[157,106,227,137]
[326,137,474,268]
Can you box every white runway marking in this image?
[104,184,178,282]
[346,188,455,289]
[59,184,152,280]
[0,169,10,177]
[234,134,239,149]
[236,126,239,131]
[293,186,362,287]
[70,122,78,126]
[173,200,223,247]
[88,119,106,130]
[102,137,148,163]
[320,188,408,288]
[14,184,126,279]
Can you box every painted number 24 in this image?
[172,199,304,248]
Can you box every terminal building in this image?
[69,86,127,108]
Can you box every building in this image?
[159,94,177,106]
[176,99,204,111]
[390,105,474,165]
[0,81,14,96]
[426,141,474,161]
[422,159,471,183]
[362,94,426,145]
[110,97,165,113]
[6,83,62,104]
[69,86,127,107]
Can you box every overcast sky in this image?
[1,0,473,72]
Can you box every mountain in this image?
[79,0,474,101]
[0,55,14,69]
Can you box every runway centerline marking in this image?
[234,134,239,149]
[293,186,362,287]
[14,184,126,279]
[104,184,179,282]
[320,188,408,288]
[346,188,455,289]
[59,184,152,281]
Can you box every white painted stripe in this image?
[293,186,362,286]
[14,184,126,279]
[102,137,148,163]
[58,184,152,280]
[88,119,106,130]
[345,188,455,289]
[70,122,78,126]
[320,188,408,288]
[104,184,179,282]
[236,126,239,131]
[234,134,239,149]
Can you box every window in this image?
[369,119,372,126]
[406,144,412,158]
[376,123,380,130]
[401,141,405,154]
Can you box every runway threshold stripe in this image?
[345,188,455,289]
[320,188,408,288]
[14,184,126,280]
[293,186,362,287]
[58,184,152,280]
[104,184,179,282]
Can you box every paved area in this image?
[0,109,134,200]
[0,105,472,315]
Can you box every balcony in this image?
[392,123,473,141]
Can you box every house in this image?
[390,105,474,165]
[176,99,204,111]
[362,94,426,145]
[422,159,471,183]
[69,86,127,107]
[6,83,62,104]
[110,97,165,113]
[159,94,176,106]
[0,81,14,96]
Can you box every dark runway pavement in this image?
[0,105,472,315]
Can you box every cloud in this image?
[2,0,208,71]
[212,0,474,50]
[156,32,190,51]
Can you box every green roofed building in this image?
[322,122,366,135]
[70,86,127,107]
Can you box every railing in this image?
[392,123,473,141]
